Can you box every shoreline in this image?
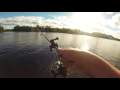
[4,30,120,41]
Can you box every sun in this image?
[69,12,104,33]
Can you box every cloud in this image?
[0,13,105,30]
[106,12,114,15]
[0,13,110,29]
[108,13,120,29]
[101,13,120,30]
[1,13,120,39]
[0,16,69,29]
[0,16,44,28]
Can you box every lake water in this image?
[0,32,120,78]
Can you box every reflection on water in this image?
[79,35,90,51]
[0,32,120,78]
[80,42,89,51]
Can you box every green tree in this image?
[0,25,5,32]
[12,25,120,41]
[13,25,20,31]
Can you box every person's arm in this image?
[57,48,120,78]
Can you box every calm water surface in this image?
[0,32,120,78]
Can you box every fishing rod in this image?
[37,29,59,50]
[36,29,68,78]
[36,29,51,43]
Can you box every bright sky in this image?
[0,12,120,39]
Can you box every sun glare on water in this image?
[80,42,89,51]
[78,35,90,51]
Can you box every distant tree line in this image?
[13,25,34,32]
[2,25,120,41]
[0,25,5,32]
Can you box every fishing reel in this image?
[54,37,59,40]
[51,61,69,78]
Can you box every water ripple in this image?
[0,32,120,78]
